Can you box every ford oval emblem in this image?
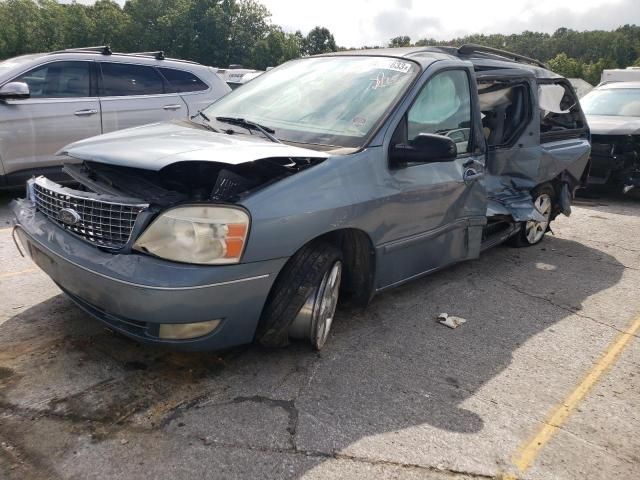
[58,208,81,226]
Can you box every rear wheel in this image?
[510,185,555,247]
[256,241,343,350]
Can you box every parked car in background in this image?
[214,65,266,89]
[12,45,590,352]
[581,81,640,193]
[0,46,230,187]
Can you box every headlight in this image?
[134,205,249,265]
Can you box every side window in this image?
[539,81,586,141]
[479,81,531,148]
[99,63,165,96]
[408,70,472,154]
[13,61,90,98]
[159,68,208,93]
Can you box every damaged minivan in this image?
[12,45,590,351]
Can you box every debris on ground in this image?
[437,313,467,329]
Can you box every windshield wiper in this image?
[190,110,220,132]
[215,116,281,143]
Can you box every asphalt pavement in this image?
[0,189,638,480]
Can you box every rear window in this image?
[539,81,586,141]
[159,68,208,93]
[99,63,165,96]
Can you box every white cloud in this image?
[262,0,632,47]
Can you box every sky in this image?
[260,0,638,47]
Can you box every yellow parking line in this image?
[509,313,640,477]
[0,267,39,279]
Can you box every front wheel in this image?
[289,259,342,350]
[510,185,555,247]
[256,241,343,350]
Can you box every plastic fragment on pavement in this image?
[437,313,467,329]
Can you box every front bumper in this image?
[12,199,287,351]
[588,136,640,191]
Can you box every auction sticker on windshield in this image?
[386,60,412,74]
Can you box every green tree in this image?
[304,26,337,55]
[63,2,95,49]
[252,26,302,69]
[389,35,411,47]
[0,0,316,68]
[547,53,584,78]
[225,0,271,66]
[87,0,130,48]
[582,57,617,85]
[35,0,68,51]
[0,0,42,57]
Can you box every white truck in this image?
[600,67,640,84]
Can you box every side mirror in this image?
[390,133,457,167]
[0,82,30,100]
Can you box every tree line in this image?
[390,26,640,85]
[1,0,639,84]
[0,0,337,69]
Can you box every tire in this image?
[256,241,343,349]
[509,184,556,247]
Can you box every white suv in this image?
[0,46,230,187]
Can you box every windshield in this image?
[203,56,419,148]
[581,88,640,117]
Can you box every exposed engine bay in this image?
[589,134,640,193]
[63,157,326,206]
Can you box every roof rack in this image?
[129,51,166,60]
[47,46,201,65]
[458,44,547,69]
[56,45,112,55]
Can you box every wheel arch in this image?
[312,228,377,307]
[255,227,375,347]
[265,227,377,311]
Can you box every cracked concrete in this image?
[489,276,640,339]
[0,191,639,479]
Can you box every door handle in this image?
[163,104,182,110]
[74,109,98,116]
[463,168,485,184]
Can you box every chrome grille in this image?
[33,177,148,249]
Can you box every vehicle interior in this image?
[539,82,585,135]
[478,80,530,148]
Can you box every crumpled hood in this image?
[586,115,640,135]
[59,120,329,171]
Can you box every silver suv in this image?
[0,46,230,187]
